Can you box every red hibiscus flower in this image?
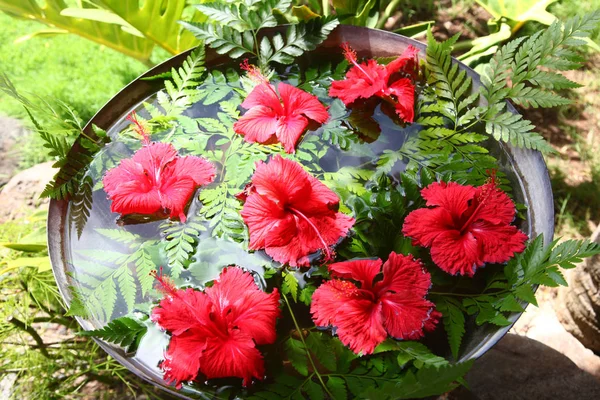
[310,252,438,355]
[329,43,418,122]
[233,62,329,153]
[103,137,215,223]
[151,267,281,388]
[240,155,354,267]
[402,178,528,277]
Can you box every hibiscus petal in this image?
[199,330,265,386]
[233,105,280,145]
[151,288,213,336]
[430,230,482,276]
[159,176,196,222]
[241,192,289,250]
[265,211,354,267]
[385,45,419,77]
[169,156,216,187]
[278,82,329,123]
[472,182,518,225]
[380,292,436,340]
[242,156,354,266]
[107,182,163,216]
[424,309,442,333]
[131,142,178,183]
[420,181,477,217]
[241,83,283,113]
[205,267,281,345]
[402,207,454,247]
[471,220,528,264]
[276,114,309,153]
[250,156,312,206]
[335,298,387,355]
[293,175,341,215]
[375,252,431,299]
[386,78,415,123]
[328,258,382,290]
[103,158,163,216]
[329,60,387,105]
[161,331,208,389]
[311,279,362,327]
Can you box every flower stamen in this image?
[341,42,374,84]
[126,111,150,145]
[288,206,332,262]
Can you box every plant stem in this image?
[452,40,474,52]
[430,289,510,298]
[322,0,330,16]
[376,0,402,30]
[7,316,52,359]
[282,294,334,398]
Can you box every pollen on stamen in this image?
[240,59,269,84]
[485,169,498,186]
[150,267,177,296]
[341,42,358,64]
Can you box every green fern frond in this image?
[261,17,340,66]
[78,316,147,353]
[476,11,600,151]
[70,175,93,238]
[424,30,478,129]
[484,111,554,153]
[155,46,207,118]
[181,22,256,58]
[161,215,206,279]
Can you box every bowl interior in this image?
[48,25,554,398]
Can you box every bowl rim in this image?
[47,24,554,397]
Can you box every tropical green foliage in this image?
[78,316,148,353]
[0,0,203,64]
[480,11,600,148]
[431,235,600,359]
[181,0,339,68]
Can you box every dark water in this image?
[64,61,529,398]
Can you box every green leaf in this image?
[282,271,299,302]
[78,316,147,353]
[484,111,554,153]
[0,0,154,62]
[514,285,538,306]
[161,215,205,279]
[264,17,339,66]
[436,297,466,360]
[396,361,474,399]
[154,46,206,119]
[181,21,255,60]
[65,289,89,317]
[374,340,448,368]
[299,284,317,306]
[284,337,308,376]
[303,380,324,400]
[0,242,47,253]
[326,376,347,399]
[475,0,558,26]
[306,332,337,371]
[479,11,600,150]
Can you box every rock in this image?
[0,161,57,223]
[512,286,600,378]
[0,373,16,399]
[462,334,600,399]
[557,224,600,353]
[0,116,27,187]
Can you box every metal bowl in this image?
[48,25,554,398]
